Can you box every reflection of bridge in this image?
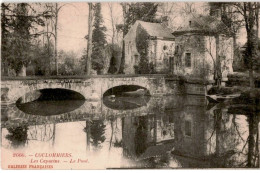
[2,94,255,168]
[1,96,160,128]
[1,95,206,129]
[1,75,210,104]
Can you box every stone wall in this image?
[173,34,234,82]
[124,22,140,74]
[1,76,211,105]
[1,76,172,104]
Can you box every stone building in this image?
[124,20,175,74]
[125,15,234,82]
[172,15,234,81]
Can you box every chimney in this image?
[210,8,221,21]
[189,21,192,27]
[161,16,169,27]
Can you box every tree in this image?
[30,41,54,76]
[1,3,13,76]
[118,2,158,74]
[237,2,259,88]
[10,3,34,76]
[1,3,47,76]
[106,43,122,74]
[208,2,245,71]
[6,125,28,148]
[91,3,107,74]
[85,3,93,75]
[90,120,106,149]
[58,50,83,75]
[222,2,260,88]
[40,3,79,75]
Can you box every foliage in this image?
[243,39,260,72]
[31,41,54,76]
[9,4,32,74]
[208,2,242,35]
[91,3,107,74]
[215,2,260,88]
[134,117,148,157]
[58,50,83,76]
[6,125,28,148]
[1,3,47,76]
[118,2,158,74]
[106,43,122,74]
[90,120,106,148]
[233,45,247,72]
[135,26,155,74]
[120,2,158,35]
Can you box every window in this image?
[184,120,191,137]
[185,53,191,67]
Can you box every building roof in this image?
[173,15,232,36]
[137,20,175,39]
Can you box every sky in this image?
[57,3,89,57]
[55,2,252,58]
[57,2,123,58]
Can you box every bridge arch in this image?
[16,88,85,104]
[3,80,90,104]
[103,84,150,97]
[15,88,85,116]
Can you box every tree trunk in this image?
[118,4,127,74]
[249,69,255,88]
[246,29,256,89]
[46,20,51,76]
[18,64,26,77]
[1,5,8,76]
[256,2,259,38]
[118,41,125,74]
[245,2,258,89]
[55,3,58,75]
[108,3,115,45]
[247,114,259,167]
[86,121,90,151]
[86,3,93,75]
[215,35,222,87]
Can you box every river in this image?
[1,92,259,169]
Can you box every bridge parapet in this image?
[1,76,171,105]
[1,75,212,105]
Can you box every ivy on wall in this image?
[135,25,155,74]
[174,34,209,78]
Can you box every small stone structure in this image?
[124,15,234,83]
[124,20,175,74]
[173,15,234,82]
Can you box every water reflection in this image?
[16,89,85,116]
[85,120,106,149]
[103,96,150,110]
[6,125,28,148]
[1,95,259,169]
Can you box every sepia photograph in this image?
[1,1,260,170]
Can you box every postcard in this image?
[1,1,260,170]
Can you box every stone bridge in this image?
[1,74,211,105]
[1,75,171,104]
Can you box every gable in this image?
[138,21,174,39]
[124,20,175,41]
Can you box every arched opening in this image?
[16,88,85,116]
[103,85,150,110]
[103,85,150,97]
